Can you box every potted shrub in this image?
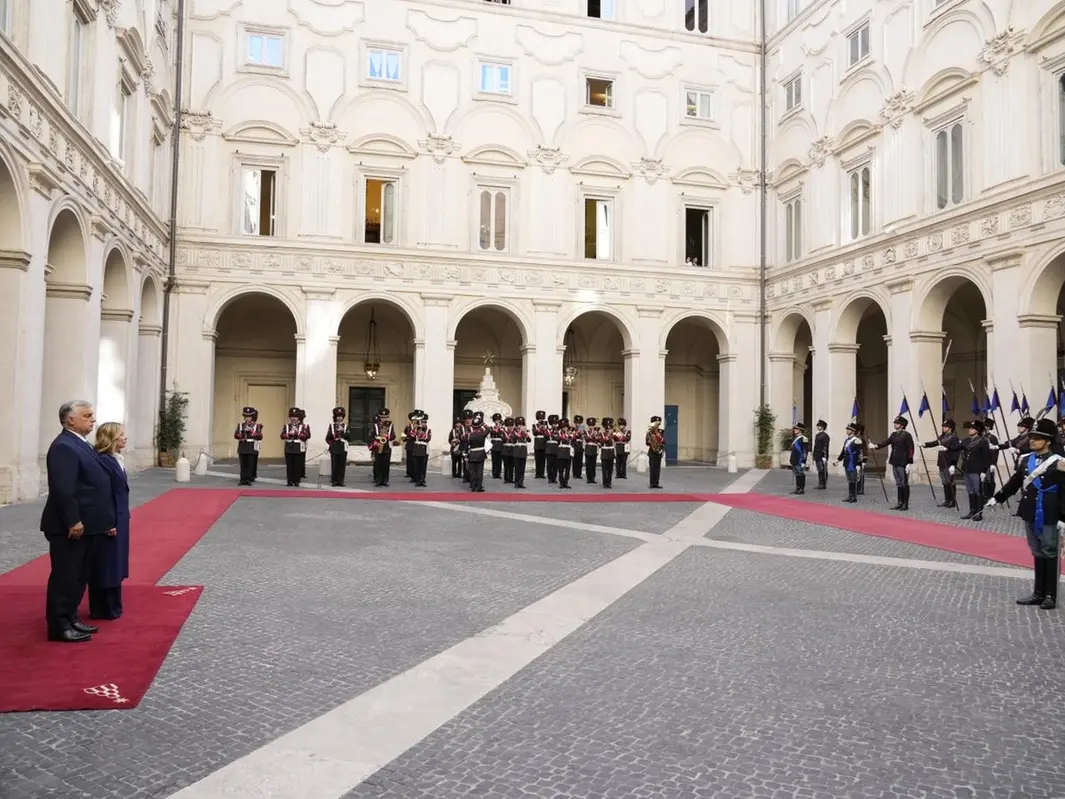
[156,387,189,467]
[753,404,776,469]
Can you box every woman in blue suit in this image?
[89,422,130,619]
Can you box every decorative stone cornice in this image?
[909,330,947,344]
[419,134,459,164]
[811,298,833,312]
[420,293,453,306]
[808,136,834,168]
[301,286,336,300]
[988,251,1024,271]
[202,329,218,342]
[767,352,797,363]
[636,306,665,318]
[886,277,913,295]
[533,301,562,312]
[528,146,568,175]
[328,335,341,345]
[879,89,914,129]
[101,308,135,322]
[519,343,536,354]
[980,27,1024,77]
[0,250,31,271]
[716,353,738,363]
[99,0,122,28]
[882,334,893,346]
[980,319,994,332]
[45,282,93,301]
[827,343,860,354]
[180,109,220,143]
[301,122,345,154]
[90,215,111,240]
[621,348,639,359]
[27,163,60,197]
[1017,314,1062,330]
[138,324,163,337]
[635,158,669,185]
[173,279,211,295]
[731,168,764,194]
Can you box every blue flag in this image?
[971,395,980,416]
[1047,387,1057,411]
[1022,394,1030,415]
[851,398,859,419]
[918,393,930,418]
[1010,392,1020,414]
[983,395,992,416]
[899,397,910,417]
[991,389,1001,413]
[942,392,950,416]
[1059,390,1065,418]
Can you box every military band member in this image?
[370,408,396,488]
[325,406,352,487]
[489,413,505,479]
[600,418,617,489]
[583,417,599,484]
[532,410,548,478]
[923,419,961,508]
[855,423,867,495]
[461,409,474,483]
[297,409,310,479]
[403,411,418,481]
[511,416,531,489]
[869,415,915,511]
[572,415,585,480]
[836,423,863,503]
[812,420,830,490]
[555,418,573,489]
[234,406,263,486]
[614,418,631,478]
[646,416,665,489]
[281,407,310,487]
[542,414,558,483]
[502,417,516,483]
[982,417,1001,500]
[987,418,1064,611]
[411,412,431,488]
[448,417,464,478]
[956,419,992,521]
[466,412,489,493]
[789,422,809,494]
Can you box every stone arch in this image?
[917,67,977,107]
[336,292,424,341]
[96,246,136,426]
[1024,243,1065,316]
[662,311,729,463]
[205,285,305,337]
[769,309,815,433]
[655,127,743,171]
[772,308,816,353]
[1028,2,1065,47]
[901,6,993,86]
[101,243,134,312]
[448,298,532,345]
[331,90,432,143]
[556,304,635,351]
[912,268,994,331]
[139,272,162,326]
[659,310,729,353]
[835,119,880,152]
[774,158,807,185]
[205,76,318,127]
[45,203,90,285]
[826,67,892,134]
[555,115,642,165]
[444,102,542,150]
[831,290,892,344]
[0,142,27,251]
[773,113,820,170]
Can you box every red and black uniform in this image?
[532,411,548,479]
[281,407,310,487]
[554,420,573,490]
[370,409,397,487]
[234,406,263,486]
[510,418,531,489]
[489,413,505,480]
[325,406,351,487]
[410,412,431,487]
[614,419,631,479]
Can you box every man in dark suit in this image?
[41,400,117,643]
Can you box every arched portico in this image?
[96,246,134,427]
[561,310,630,422]
[452,303,528,422]
[769,310,815,444]
[662,313,730,463]
[828,294,890,441]
[132,275,163,465]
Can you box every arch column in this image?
[909,330,946,427]
[980,320,994,395]
[531,302,562,414]
[725,313,759,466]
[1018,315,1061,406]
[827,342,859,436]
[633,308,665,431]
[809,300,834,431]
[300,288,340,433]
[418,296,454,468]
[133,323,162,467]
[886,278,916,422]
[989,253,1029,392]
[40,279,95,456]
[0,251,30,502]
[768,352,796,429]
[96,307,136,426]
[167,281,213,456]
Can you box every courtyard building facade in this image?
[1,0,1064,500]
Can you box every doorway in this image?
[453,389,477,423]
[664,404,679,465]
[246,384,288,458]
[348,387,387,445]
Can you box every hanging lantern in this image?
[362,308,381,381]
[562,327,579,387]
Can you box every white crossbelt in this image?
[1022,453,1062,490]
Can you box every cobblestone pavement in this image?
[755,467,1031,539]
[2,468,1061,799]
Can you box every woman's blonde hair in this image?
[94,422,126,455]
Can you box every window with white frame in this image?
[683,206,713,267]
[240,167,278,237]
[477,188,509,252]
[583,198,614,261]
[786,0,801,22]
[0,0,11,36]
[684,0,709,33]
[933,121,964,210]
[784,75,802,112]
[364,178,397,244]
[112,80,132,163]
[478,62,511,95]
[68,11,85,115]
[847,24,870,68]
[1058,74,1065,166]
[585,77,614,109]
[848,165,872,240]
[246,31,284,69]
[783,196,802,263]
[367,48,402,83]
[685,88,714,121]
[588,0,615,19]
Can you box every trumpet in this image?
[647,426,665,454]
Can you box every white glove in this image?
[984,497,998,509]
[1010,447,1020,456]
[980,473,986,480]
[1058,521,1065,535]
[905,464,911,475]
[948,466,955,476]
[937,446,947,452]
[989,465,996,475]
[868,444,878,451]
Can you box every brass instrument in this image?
[647,425,665,455]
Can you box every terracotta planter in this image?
[754,454,775,469]
[157,451,175,468]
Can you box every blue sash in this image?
[1028,453,1059,536]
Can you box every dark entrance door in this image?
[664,404,679,465]
[453,389,477,423]
[348,387,387,445]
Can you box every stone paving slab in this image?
[0,498,637,799]
[345,546,1065,799]
[467,501,702,534]
[706,507,1014,567]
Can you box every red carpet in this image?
[243,489,711,503]
[707,493,1030,568]
[0,489,240,588]
[0,584,203,712]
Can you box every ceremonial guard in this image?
[956,419,991,521]
[855,424,867,495]
[298,409,310,479]
[646,416,665,489]
[501,417,516,483]
[325,406,352,487]
[489,413,505,479]
[554,418,573,489]
[789,422,809,494]
[532,410,548,478]
[1055,419,1065,457]
[233,406,263,486]
[982,418,1001,500]
[869,416,916,511]
[281,407,310,487]
[584,417,600,484]
[510,417,531,489]
[615,418,631,478]
[370,408,396,487]
[987,418,1064,610]
[403,412,418,481]
[836,423,864,503]
[812,420,830,490]
[410,412,431,487]
[572,415,585,480]
[600,418,616,489]
[543,414,560,483]
[1003,416,1035,457]
[460,409,474,483]
[448,417,465,478]
[922,419,961,508]
[466,412,489,492]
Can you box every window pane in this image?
[849,34,858,66]
[794,80,801,106]
[950,123,963,205]
[382,182,395,243]
[698,0,708,32]
[584,198,598,258]
[785,204,793,262]
[685,0,695,31]
[497,66,510,93]
[265,36,283,67]
[494,192,506,251]
[479,64,491,93]
[860,26,869,58]
[699,93,712,118]
[260,170,276,236]
[241,169,261,235]
[794,200,802,257]
[248,34,263,64]
[601,0,615,19]
[861,167,871,235]
[385,52,400,80]
[596,201,612,260]
[849,172,859,240]
[935,130,948,210]
[368,50,381,78]
[685,91,697,117]
[478,190,491,250]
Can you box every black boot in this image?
[1017,556,1046,606]
[892,487,903,511]
[971,494,983,521]
[843,482,857,503]
[1040,559,1058,610]
[961,494,976,520]
[900,486,909,511]
[796,474,805,495]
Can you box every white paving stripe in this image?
[168,475,761,799]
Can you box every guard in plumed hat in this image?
[234,406,263,486]
[614,417,632,479]
[869,415,916,511]
[571,414,586,480]
[403,411,419,481]
[325,406,351,487]
[281,407,311,487]
[370,408,396,487]
[545,414,561,483]
[554,417,574,489]
[788,421,810,495]
[532,410,548,479]
[466,411,489,492]
[923,418,962,509]
[510,416,532,489]
[987,418,1065,610]
[583,417,600,484]
[812,420,830,490]
[646,415,665,489]
[489,412,505,480]
[956,419,991,521]
[448,416,465,479]
[835,422,864,503]
[410,411,431,488]
[460,409,474,483]
[501,417,516,484]
[600,418,616,489]
[982,417,1002,501]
